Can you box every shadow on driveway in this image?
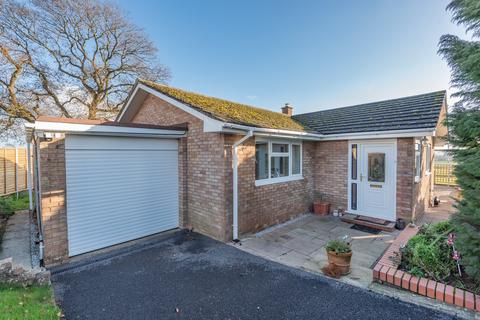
[51,231,456,320]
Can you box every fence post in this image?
[15,147,19,198]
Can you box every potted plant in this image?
[325,239,352,275]
[313,193,330,215]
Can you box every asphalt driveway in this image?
[51,230,457,320]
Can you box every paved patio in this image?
[235,214,400,288]
[0,210,32,268]
[235,186,459,290]
[419,185,459,224]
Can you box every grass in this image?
[0,191,31,216]
[0,284,61,320]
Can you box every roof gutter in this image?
[223,123,324,140]
[320,128,436,141]
[223,123,436,141]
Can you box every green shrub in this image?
[430,221,452,234]
[400,221,457,282]
[325,239,351,254]
[0,192,31,215]
[439,0,480,284]
[409,266,425,278]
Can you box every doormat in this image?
[351,224,382,235]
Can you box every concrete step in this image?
[341,214,396,232]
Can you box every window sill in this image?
[255,175,304,187]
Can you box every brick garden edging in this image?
[372,226,480,312]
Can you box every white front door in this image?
[348,140,396,221]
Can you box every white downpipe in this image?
[33,139,45,264]
[232,130,253,240]
[27,143,33,211]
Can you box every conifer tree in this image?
[439,0,480,282]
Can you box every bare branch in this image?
[0,0,170,125]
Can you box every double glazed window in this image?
[255,140,302,185]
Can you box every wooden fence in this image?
[434,162,457,186]
[0,147,29,196]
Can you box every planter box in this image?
[313,202,330,215]
[372,226,480,313]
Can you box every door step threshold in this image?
[341,214,395,232]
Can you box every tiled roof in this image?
[292,90,446,135]
[139,79,307,132]
[138,79,445,136]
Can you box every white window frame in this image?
[425,143,432,176]
[414,139,422,183]
[255,138,303,186]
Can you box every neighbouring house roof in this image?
[292,90,446,135]
[138,79,307,132]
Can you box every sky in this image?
[116,0,464,114]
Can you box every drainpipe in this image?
[232,130,253,241]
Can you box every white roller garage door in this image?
[65,135,179,256]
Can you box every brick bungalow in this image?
[26,79,448,266]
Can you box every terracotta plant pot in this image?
[326,250,353,275]
[313,202,330,215]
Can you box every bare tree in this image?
[0,0,170,135]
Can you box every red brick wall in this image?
[396,138,415,221]
[396,137,434,223]
[38,137,68,266]
[224,136,315,237]
[314,140,348,211]
[132,94,229,240]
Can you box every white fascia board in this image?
[116,83,141,121]
[119,83,225,132]
[253,132,320,141]
[223,123,324,140]
[33,121,186,137]
[320,129,435,141]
